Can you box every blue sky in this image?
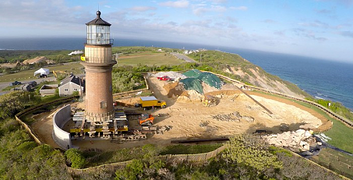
[0,0,352,62]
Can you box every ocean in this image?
[1,37,352,110]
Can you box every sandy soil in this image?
[31,76,330,151]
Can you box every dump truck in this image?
[137,96,167,109]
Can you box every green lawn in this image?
[116,52,185,66]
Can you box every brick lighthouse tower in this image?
[82,11,116,137]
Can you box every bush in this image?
[65,148,86,169]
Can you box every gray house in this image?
[59,75,85,97]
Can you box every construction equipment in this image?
[53,70,69,78]
[114,110,129,132]
[202,95,219,107]
[139,114,154,126]
[137,96,167,109]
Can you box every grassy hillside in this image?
[188,50,311,97]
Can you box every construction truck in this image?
[137,96,167,109]
[139,114,154,126]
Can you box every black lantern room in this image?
[86,11,112,45]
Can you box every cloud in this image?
[315,8,333,14]
[159,0,189,8]
[230,6,248,11]
[226,16,237,23]
[209,0,227,3]
[293,28,327,41]
[192,5,227,15]
[298,20,330,29]
[340,31,353,38]
[274,30,285,36]
[315,0,353,6]
[263,19,276,24]
[182,20,212,28]
[131,6,157,12]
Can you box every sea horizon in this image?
[1,37,352,110]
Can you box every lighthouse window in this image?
[100,101,107,109]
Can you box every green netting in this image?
[183,69,202,78]
[181,69,223,94]
[180,78,203,94]
[198,72,222,89]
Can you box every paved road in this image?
[170,52,196,63]
[0,76,56,96]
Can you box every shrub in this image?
[64,148,86,169]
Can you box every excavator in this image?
[53,70,69,78]
[139,114,154,126]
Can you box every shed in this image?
[34,68,50,76]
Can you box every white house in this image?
[58,75,85,97]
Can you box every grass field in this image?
[0,50,187,84]
[0,62,84,83]
[116,52,185,66]
[311,148,353,179]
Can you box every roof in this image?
[86,11,111,26]
[60,75,85,87]
[140,96,157,101]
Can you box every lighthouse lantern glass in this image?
[86,25,110,45]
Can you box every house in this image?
[58,75,85,97]
[39,84,58,96]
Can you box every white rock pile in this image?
[262,129,315,152]
[153,71,187,80]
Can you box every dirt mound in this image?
[0,61,21,68]
[23,56,48,65]
[163,81,185,98]
[177,90,203,102]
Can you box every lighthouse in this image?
[81,11,116,137]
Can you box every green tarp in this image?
[180,78,203,94]
[181,70,222,94]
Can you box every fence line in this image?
[67,145,226,176]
